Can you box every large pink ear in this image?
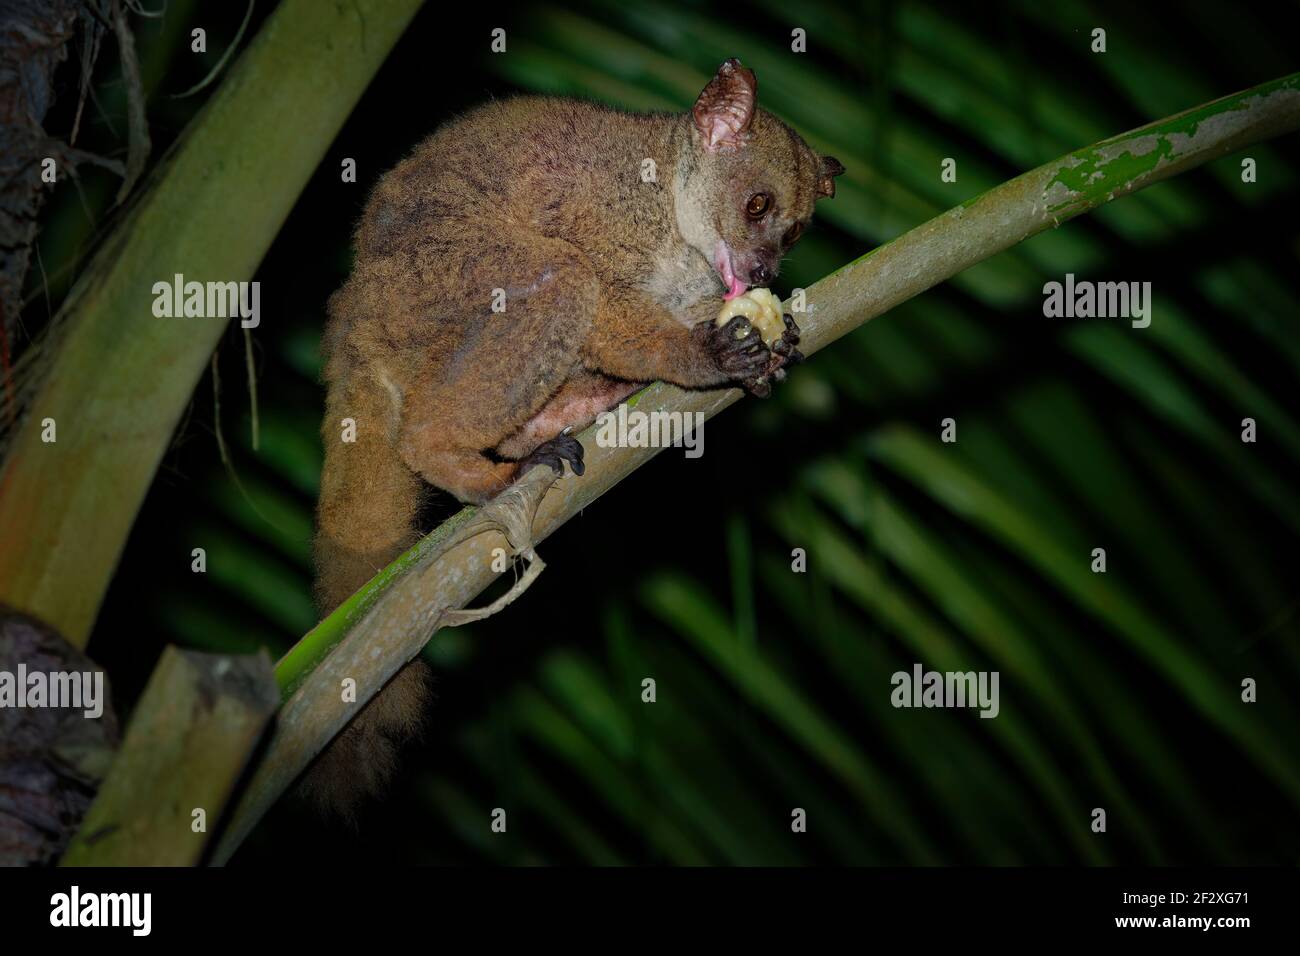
[692,58,757,152]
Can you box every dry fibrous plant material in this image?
[1,0,88,408]
[0,0,143,422]
[0,605,119,866]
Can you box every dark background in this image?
[20,0,1300,864]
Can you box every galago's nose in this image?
[749,263,773,286]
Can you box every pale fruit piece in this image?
[715,288,785,347]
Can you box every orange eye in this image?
[783,221,804,246]
[746,193,771,219]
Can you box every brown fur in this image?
[304,60,842,816]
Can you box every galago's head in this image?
[674,58,844,300]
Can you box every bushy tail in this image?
[302,370,430,820]
[296,661,431,820]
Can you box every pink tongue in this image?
[723,276,748,301]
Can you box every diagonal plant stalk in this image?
[204,73,1300,863]
[61,647,279,866]
[0,0,425,645]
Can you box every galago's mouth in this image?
[713,242,748,301]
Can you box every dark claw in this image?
[738,313,804,396]
[777,313,804,364]
[696,312,805,398]
[701,315,771,383]
[520,433,585,478]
